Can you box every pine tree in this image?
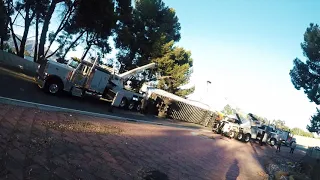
[289,23,320,134]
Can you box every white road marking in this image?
[0,96,199,130]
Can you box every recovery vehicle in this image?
[36,57,156,111]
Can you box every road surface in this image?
[0,67,168,123]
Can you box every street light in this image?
[206,80,211,94]
[200,80,212,102]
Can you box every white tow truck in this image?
[36,57,156,111]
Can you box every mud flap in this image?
[112,92,124,107]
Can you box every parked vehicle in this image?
[212,113,274,144]
[267,129,296,146]
[36,57,156,111]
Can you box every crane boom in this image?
[118,63,156,80]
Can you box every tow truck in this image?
[36,57,156,111]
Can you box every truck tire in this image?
[244,134,251,143]
[44,78,63,95]
[128,101,135,111]
[119,98,128,109]
[237,133,244,141]
[229,131,236,139]
[270,138,276,146]
[136,103,142,112]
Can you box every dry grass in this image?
[42,120,123,135]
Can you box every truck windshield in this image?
[68,60,80,69]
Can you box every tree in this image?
[308,108,320,134]
[15,0,37,57]
[4,0,20,54]
[54,0,116,61]
[289,23,320,134]
[154,41,193,96]
[0,0,10,50]
[43,0,78,60]
[291,127,314,138]
[115,0,181,71]
[222,104,236,115]
[37,0,70,62]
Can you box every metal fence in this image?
[153,93,217,127]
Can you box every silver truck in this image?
[36,58,156,111]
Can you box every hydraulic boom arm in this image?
[118,63,156,80]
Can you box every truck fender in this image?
[46,75,64,87]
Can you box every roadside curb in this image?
[0,96,200,130]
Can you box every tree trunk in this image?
[0,38,4,50]
[45,48,60,59]
[18,18,32,57]
[18,8,34,58]
[7,14,19,53]
[81,44,92,61]
[38,0,61,61]
[61,31,85,59]
[34,14,39,62]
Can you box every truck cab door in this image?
[71,63,90,87]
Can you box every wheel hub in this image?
[49,84,59,94]
[128,103,134,109]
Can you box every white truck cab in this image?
[36,59,112,97]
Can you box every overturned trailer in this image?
[144,88,218,126]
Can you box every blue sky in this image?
[162,0,320,129]
[13,0,320,130]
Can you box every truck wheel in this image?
[244,134,251,143]
[270,138,276,146]
[128,101,135,110]
[237,133,244,141]
[136,104,141,112]
[229,131,236,139]
[119,98,128,109]
[44,79,62,95]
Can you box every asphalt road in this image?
[0,67,158,122]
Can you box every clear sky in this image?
[13,0,320,130]
[162,0,320,129]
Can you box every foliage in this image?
[308,108,320,134]
[57,0,117,60]
[289,23,320,134]
[115,0,181,71]
[175,86,195,98]
[291,127,315,138]
[221,104,237,115]
[154,41,193,96]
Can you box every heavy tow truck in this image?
[212,113,297,146]
[36,57,156,111]
[212,113,269,143]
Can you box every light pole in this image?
[206,80,211,94]
[200,80,211,102]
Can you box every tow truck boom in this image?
[118,63,156,80]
